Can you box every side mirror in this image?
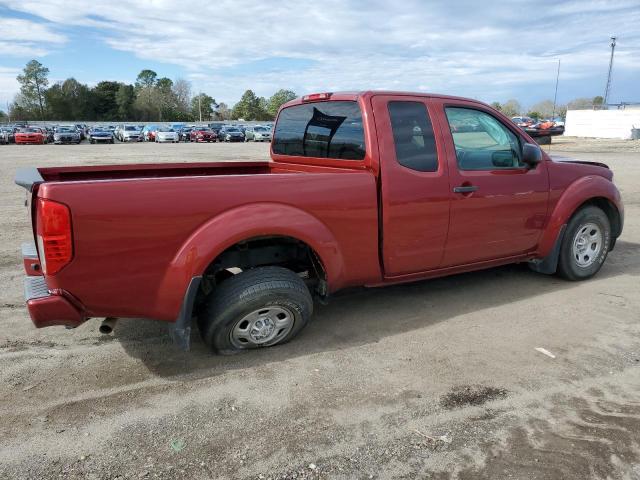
[522,142,542,168]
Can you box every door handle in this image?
[453,185,478,193]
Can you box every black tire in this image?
[198,266,313,355]
[557,206,611,281]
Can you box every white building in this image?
[564,108,640,139]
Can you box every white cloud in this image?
[0,67,20,108]
[0,0,638,105]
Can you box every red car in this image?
[190,126,217,142]
[15,127,46,145]
[16,91,623,354]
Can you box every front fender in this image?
[154,202,345,319]
[537,175,623,257]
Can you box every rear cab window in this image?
[388,101,438,172]
[272,101,365,160]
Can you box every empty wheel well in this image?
[577,197,622,239]
[199,236,327,299]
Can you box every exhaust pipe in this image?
[99,317,118,334]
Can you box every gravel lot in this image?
[1,137,639,479]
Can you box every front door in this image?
[438,101,550,267]
[372,95,451,276]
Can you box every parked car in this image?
[1,126,17,143]
[53,126,82,144]
[141,125,159,142]
[179,127,193,142]
[40,126,54,144]
[120,125,142,142]
[218,126,245,142]
[14,127,45,145]
[155,127,179,143]
[74,124,86,140]
[0,128,9,144]
[189,126,217,142]
[88,126,115,144]
[511,116,535,128]
[15,91,623,355]
[244,125,272,142]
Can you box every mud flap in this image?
[528,225,566,275]
[168,276,202,351]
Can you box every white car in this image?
[155,128,179,143]
[245,125,272,142]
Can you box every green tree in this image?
[134,70,158,120]
[0,109,7,121]
[501,99,521,117]
[16,60,49,119]
[191,93,216,121]
[527,111,542,121]
[490,101,502,111]
[267,89,296,118]
[9,97,30,121]
[232,89,269,120]
[45,78,92,120]
[92,81,121,120]
[135,69,157,89]
[593,95,604,106]
[116,84,136,120]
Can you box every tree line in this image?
[2,60,297,122]
[489,96,605,121]
[0,60,611,123]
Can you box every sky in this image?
[0,0,639,110]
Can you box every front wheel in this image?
[557,206,611,281]
[198,266,313,355]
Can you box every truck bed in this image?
[25,161,381,323]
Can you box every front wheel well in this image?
[200,236,328,299]
[575,197,622,239]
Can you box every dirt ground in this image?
[0,137,639,479]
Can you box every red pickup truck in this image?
[16,91,623,354]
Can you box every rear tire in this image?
[198,266,313,355]
[557,206,611,281]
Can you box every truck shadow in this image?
[116,239,640,379]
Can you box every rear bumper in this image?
[24,276,85,328]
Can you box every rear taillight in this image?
[36,198,73,275]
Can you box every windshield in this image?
[158,128,175,132]
[254,127,268,132]
[21,128,41,133]
[56,127,74,133]
[227,128,240,132]
[125,126,138,131]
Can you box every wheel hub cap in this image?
[230,306,295,348]
[572,222,603,268]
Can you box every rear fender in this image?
[155,202,345,319]
[537,175,623,258]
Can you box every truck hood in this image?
[550,155,613,180]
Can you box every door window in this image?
[445,107,523,170]
[388,101,438,172]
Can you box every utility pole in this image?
[551,58,561,119]
[603,36,616,106]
